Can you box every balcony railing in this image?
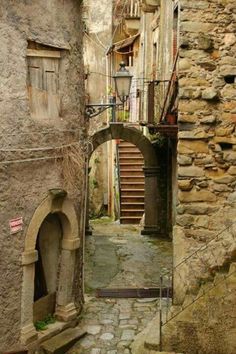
[125,0,141,18]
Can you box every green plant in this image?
[117,110,130,122]
[34,314,56,331]
[149,132,167,147]
[94,157,100,164]
[92,179,99,188]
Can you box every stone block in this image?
[179,78,209,88]
[228,166,236,175]
[179,87,201,99]
[178,189,217,203]
[178,203,213,215]
[221,85,236,100]
[178,140,209,154]
[179,130,209,140]
[178,114,198,123]
[177,155,192,165]
[224,151,236,162]
[181,0,209,9]
[198,35,213,50]
[40,328,87,354]
[178,166,204,177]
[179,100,207,113]
[220,65,236,77]
[179,58,192,71]
[213,175,235,184]
[214,136,236,145]
[181,21,215,33]
[200,115,216,124]
[176,215,194,227]
[202,88,218,100]
[224,33,236,46]
[228,191,236,203]
[178,179,194,191]
[215,123,235,137]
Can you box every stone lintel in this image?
[21,323,38,345]
[62,238,80,250]
[143,166,160,177]
[55,303,78,322]
[22,250,38,265]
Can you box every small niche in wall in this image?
[219,142,233,150]
[224,75,236,84]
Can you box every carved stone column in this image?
[21,251,38,345]
[55,239,80,322]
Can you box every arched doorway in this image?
[88,123,164,236]
[21,192,80,345]
[33,214,62,323]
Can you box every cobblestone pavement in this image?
[69,220,172,353]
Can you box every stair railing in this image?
[115,142,122,221]
[159,220,236,349]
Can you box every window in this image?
[27,43,61,120]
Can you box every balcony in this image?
[124,0,141,34]
[124,0,141,18]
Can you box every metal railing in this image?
[124,0,141,18]
[159,220,236,349]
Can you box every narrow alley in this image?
[68,221,172,353]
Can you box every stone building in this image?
[132,0,236,353]
[0,0,86,351]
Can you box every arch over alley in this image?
[88,123,166,237]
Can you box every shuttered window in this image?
[27,49,61,120]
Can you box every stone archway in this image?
[88,123,162,236]
[21,191,80,345]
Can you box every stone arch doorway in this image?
[21,191,80,345]
[88,123,162,236]
[33,213,62,322]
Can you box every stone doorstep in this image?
[40,328,87,354]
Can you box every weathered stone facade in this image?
[175,0,236,300]
[0,0,85,351]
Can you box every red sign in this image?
[9,217,23,234]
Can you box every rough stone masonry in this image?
[175,0,236,301]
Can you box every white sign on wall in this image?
[9,217,23,234]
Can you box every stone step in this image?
[121,196,144,203]
[120,216,142,224]
[40,327,87,354]
[121,202,144,209]
[122,189,145,196]
[121,176,145,182]
[119,150,143,155]
[121,209,144,217]
[121,182,145,189]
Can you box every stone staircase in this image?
[118,140,145,224]
[131,261,236,354]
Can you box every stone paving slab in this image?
[68,222,172,354]
[68,296,161,354]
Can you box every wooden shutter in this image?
[27,49,60,120]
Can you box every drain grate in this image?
[96,287,172,298]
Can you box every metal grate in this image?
[96,287,172,298]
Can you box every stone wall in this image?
[0,0,85,350]
[175,0,236,301]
